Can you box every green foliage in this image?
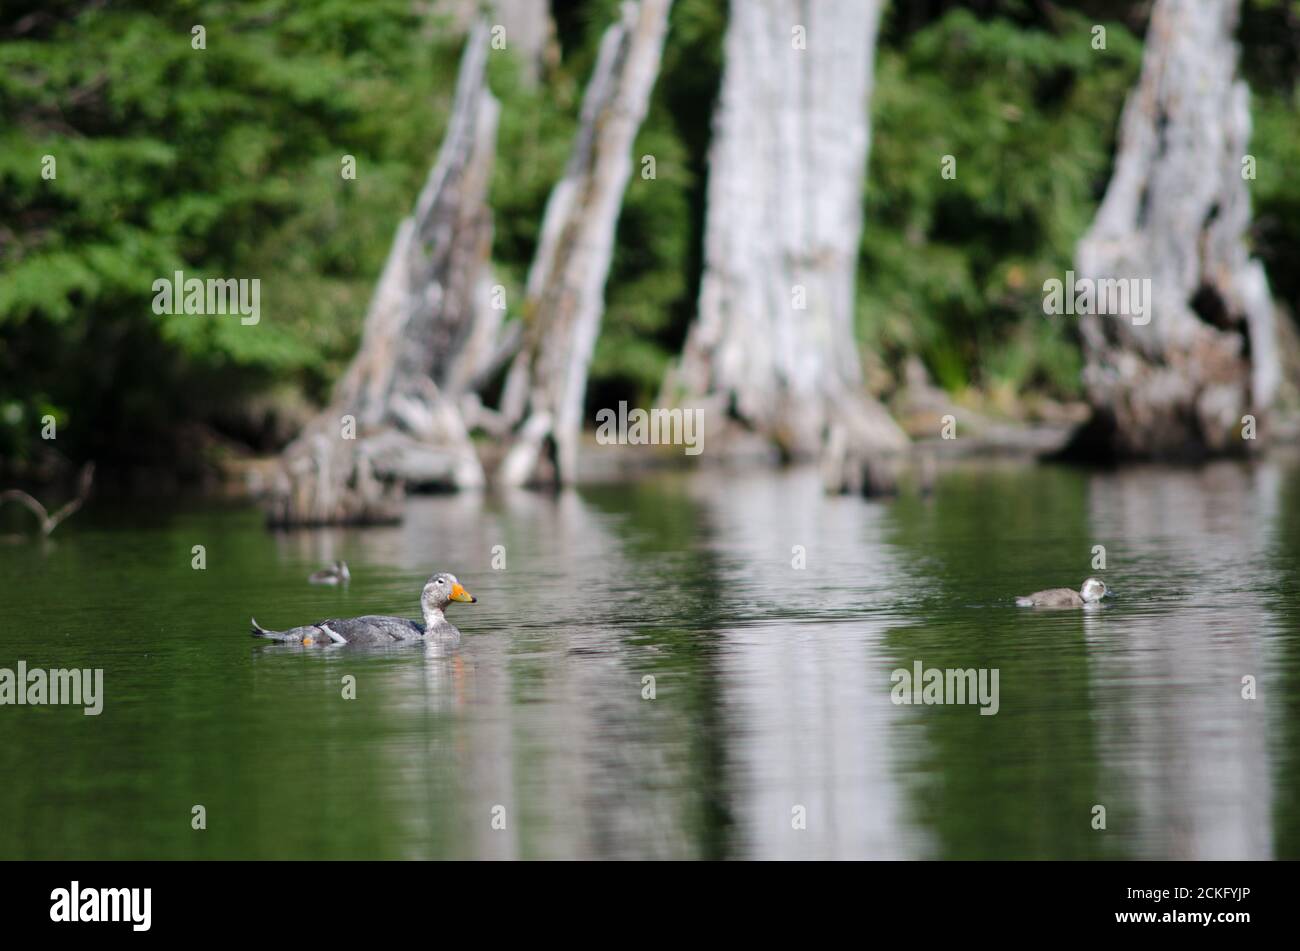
[1240,0,1300,313]
[862,8,1143,397]
[0,0,460,463]
[485,44,579,312]
[1252,88,1300,310]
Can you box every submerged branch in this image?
[0,462,95,537]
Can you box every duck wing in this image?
[314,615,425,645]
[1016,588,1083,607]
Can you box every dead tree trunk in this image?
[1069,0,1280,460]
[264,24,499,526]
[498,0,672,487]
[436,1,557,87]
[664,0,906,494]
[492,0,558,87]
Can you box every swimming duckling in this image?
[308,560,350,585]
[1016,577,1108,608]
[252,572,476,646]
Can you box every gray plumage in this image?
[308,560,350,585]
[1016,577,1108,608]
[252,572,476,646]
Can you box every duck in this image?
[308,560,350,585]
[251,572,476,646]
[1015,577,1108,608]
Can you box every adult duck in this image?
[251,572,476,646]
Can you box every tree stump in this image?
[498,0,673,487]
[1068,0,1280,460]
[663,0,906,493]
[264,24,499,526]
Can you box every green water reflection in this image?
[0,460,1294,858]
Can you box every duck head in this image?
[1080,577,1108,603]
[420,572,477,621]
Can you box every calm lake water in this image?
[1,460,1297,859]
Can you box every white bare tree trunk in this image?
[666,0,905,493]
[493,0,558,86]
[498,0,673,487]
[436,0,557,86]
[264,25,499,525]
[1072,0,1280,459]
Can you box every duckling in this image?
[1016,577,1108,608]
[308,560,350,585]
[252,572,476,646]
